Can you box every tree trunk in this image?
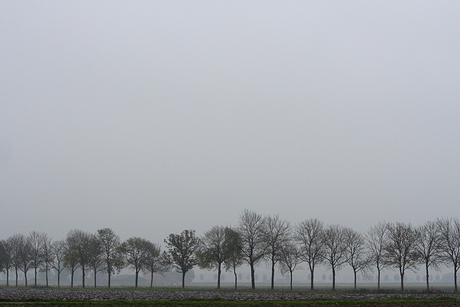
[310,268,314,290]
[150,272,154,288]
[271,259,275,290]
[400,272,404,291]
[454,266,458,292]
[108,269,111,288]
[233,269,238,290]
[332,267,336,290]
[377,269,381,291]
[34,267,37,286]
[46,264,49,287]
[24,271,28,287]
[135,271,139,288]
[82,266,85,288]
[6,269,9,286]
[290,271,293,290]
[182,271,186,288]
[250,262,256,289]
[217,265,221,289]
[71,270,74,288]
[15,268,18,287]
[57,271,60,287]
[353,269,357,290]
[426,262,430,291]
[94,270,97,288]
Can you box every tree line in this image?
[1,210,460,291]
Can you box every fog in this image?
[1,1,459,247]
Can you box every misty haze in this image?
[1,0,459,292]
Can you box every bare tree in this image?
[294,219,324,290]
[279,241,301,290]
[196,225,228,289]
[97,228,124,288]
[9,235,24,286]
[119,237,149,287]
[238,209,267,289]
[87,234,104,288]
[414,221,443,291]
[263,214,291,290]
[10,234,34,286]
[51,240,66,287]
[28,231,47,286]
[366,221,388,290]
[64,232,81,288]
[0,241,6,278]
[1,239,13,286]
[40,235,54,286]
[323,224,347,290]
[344,228,369,289]
[164,229,200,288]
[66,230,92,288]
[383,222,419,291]
[143,241,168,288]
[223,227,244,289]
[437,217,460,292]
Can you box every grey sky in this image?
[1,1,459,244]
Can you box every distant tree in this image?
[50,240,66,287]
[63,231,81,288]
[13,234,34,286]
[0,241,6,275]
[28,231,47,286]
[196,225,228,289]
[278,241,302,290]
[294,218,325,290]
[164,229,200,288]
[143,241,168,288]
[263,214,291,290]
[8,235,23,286]
[322,225,347,290]
[185,269,196,284]
[223,227,244,289]
[414,221,443,291]
[119,237,149,287]
[40,235,54,287]
[10,234,33,286]
[437,217,460,292]
[97,228,124,288]
[66,230,92,288]
[383,222,419,291]
[344,228,369,289]
[238,209,267,289]
[87,234,104,288]
[366,222,388,290]
[0,239,13,286]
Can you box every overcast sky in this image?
[1,1,459,244]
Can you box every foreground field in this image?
[1,288,460,306]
